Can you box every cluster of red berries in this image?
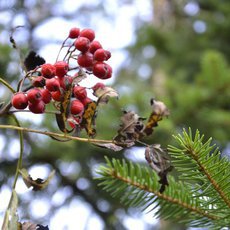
[11,27,111,116]
[69,28,112,79]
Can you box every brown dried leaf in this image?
[145,144,173,193]
[144,98,170,136]
[20,222,49,230]
[81,101,97,137]
[20,168,55,191]
[94,86,119,104]
[94,142,123,151]
[114,110,145,146]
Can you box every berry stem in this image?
[0,77,16,93]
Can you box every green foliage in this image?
[97,129,230,229]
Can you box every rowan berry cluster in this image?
[11,27,111,120]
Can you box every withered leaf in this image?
[114,110,146,146]
[20,222,49,230]
[55,82,73,133]
[94,86,119,105]
[24,51,45,71]
[20,168,55,191]
[94,142,123,152]
[145,144,173,193]
[81,101,97,137]
[144,98,170,136]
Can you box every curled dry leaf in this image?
[20,222,49,230]
[24,51,46,71]
[19,168,55,191]
[144,98,170,136]
[114,110,146,146]
[81,101,97,137]
[145,144,173,193]
[94,142,123,151]
[93,86,119,105]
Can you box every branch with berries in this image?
[0,27,170,229]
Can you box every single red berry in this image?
[40,88,52,104]
[81,97,92,106]
[93,62,112,79]
[92,82,105,91]
[77,52,94,68]
[89,41,102,54]
[70,100,84,115]
[68,27,80,39]
[32,76,46,87]
[11,92,28,109]
[93,49,111,61]
[27,88,42,103]
[51,90,62,101]
[58,75,73,90]
[73,85,87,100]
[54,61,69,77]
[28,101,45,114]
[79,28,95,42]
[46,78,60,92]
[41,63,56,79]
[74,37,90,53]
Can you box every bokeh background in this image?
[0,0,230,229]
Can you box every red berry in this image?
[41,63,56,79]
[54,61,69,77]
[92,82,105,91]
[11,92,28,109]
[70,100,84,115]
[77,52,94,68]
[93,62,112,79]
[27,88,42,103]
[46,78,60,92]
[73,85,87,100]
[32,76,46,87]
[81,97,92,106]
[40,88,52,104]
[74,37,90,53]
[51,90,62,102]
[79,28,95,42]
[68,27,80,39]
[28,101,45,114]
[93,49,111,61]
[89,41,102,54]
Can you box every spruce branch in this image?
[97,157,226,228]
[168,128,230,211]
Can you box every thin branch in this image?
[0,124,114,144]
[0,77,16,93]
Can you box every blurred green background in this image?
[0,0,229,229]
